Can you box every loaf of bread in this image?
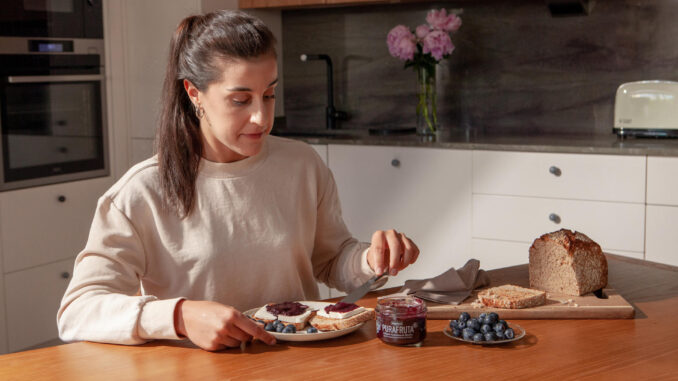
[477,284,546,309]
[529,229,608,296]
[309,309,375,331]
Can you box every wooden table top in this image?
[1,255,677,380]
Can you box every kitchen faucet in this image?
[300,54,349,130]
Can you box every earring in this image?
[194,103,205,119]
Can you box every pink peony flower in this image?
[422,29,455,61]
[387,25,417,61]
[415,24,430,39]
[426,9,462,32]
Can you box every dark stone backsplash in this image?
[281,0,678,136]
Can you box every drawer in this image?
[5,257,74,352]
[647,156,678,206]
[0,177,112,272]
[473,151,646,203]
[471,239,531,270]
[472,194,645,253]
[645,205,678,266]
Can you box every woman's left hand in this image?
[366,229,419,277]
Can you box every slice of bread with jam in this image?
[253,301,316,330]
[308,302,375,331]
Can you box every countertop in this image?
[271,129,678,157]
[1,254,676,380]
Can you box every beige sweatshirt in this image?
[57,136,376,345]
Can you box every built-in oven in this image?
[0,38,108,191]
[0,0,103,39]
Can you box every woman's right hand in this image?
[174,300,276,351]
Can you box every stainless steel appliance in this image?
[614,80,678,138]
[0,0,103,39]
[0,38,108,191]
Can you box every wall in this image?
[281,0,678,136]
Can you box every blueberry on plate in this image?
[494,322,505,333]
[467,319,480,331]
[495,331,505,340]
[307,327,318,333]
[275,324,285,333]
[282,325,296,333]
[452,328,461,338]
[504,328,515,339]
[487,312,499,325]
[462,328,475,340]
[480,324,492,334]
[264,322,276,332]
[256,319,266,325]
[479,313,487,321]
[459,312,471,323]
[472,333,484,342]
[484,332,497,341]
[449,320,458,329]
[499,320,508,329]
[456,320,467,330]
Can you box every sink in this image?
[271,131,362,140]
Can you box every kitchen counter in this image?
[1,254,676,380]
[272,130,678,157]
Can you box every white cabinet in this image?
[472,151,647,265]
[328,144,472,289]
[4,257,75,352]
[0,177,111,273]
[645,157,678,265]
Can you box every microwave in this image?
[0,0,103,39]
[0,38,108,191]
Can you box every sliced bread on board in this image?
[477,284,547,309]
[529,229,608,296]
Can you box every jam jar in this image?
[376,296,427,346]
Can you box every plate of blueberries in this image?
[444,312,525,345]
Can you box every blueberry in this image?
[459,312,470,322]
[264,322,276,331]
[467,319,480,332]
[504,328,515,339]
[494,322,505,333]
[456,320,467,330]
[306,327,318,333]
[449,320,458,329]
[275,323,285,333]
[256,319,266,325]
[480,324,492,334]
[487,312,499,325]
[472,333,484,342]
[495,331,505,340]
[462,328,475,340]
[273,319,281,325]
[452,328,461,338]
[499,320,508,329]
[484,332,497,341]
[479,313,487,321]
[282,325,296,333]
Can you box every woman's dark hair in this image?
[156,10,276,217]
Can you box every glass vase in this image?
[416,64,438,140]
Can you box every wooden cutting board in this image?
[425,264,635,319]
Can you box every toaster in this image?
[614,80,678,137]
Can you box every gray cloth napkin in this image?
[391,259,491,304]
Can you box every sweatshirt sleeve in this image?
[57,195,183,345]
[311,166,383,293]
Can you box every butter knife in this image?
[340,273,387,304]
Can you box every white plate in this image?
[244,301,366,342]
[443,323,526,345]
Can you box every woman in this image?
[57,10,419,352]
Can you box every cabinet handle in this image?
[58,195,66,203]
[391,159,400,168]
[549,166,562,177]
[61,272,70,279]
[549,213,561,224]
